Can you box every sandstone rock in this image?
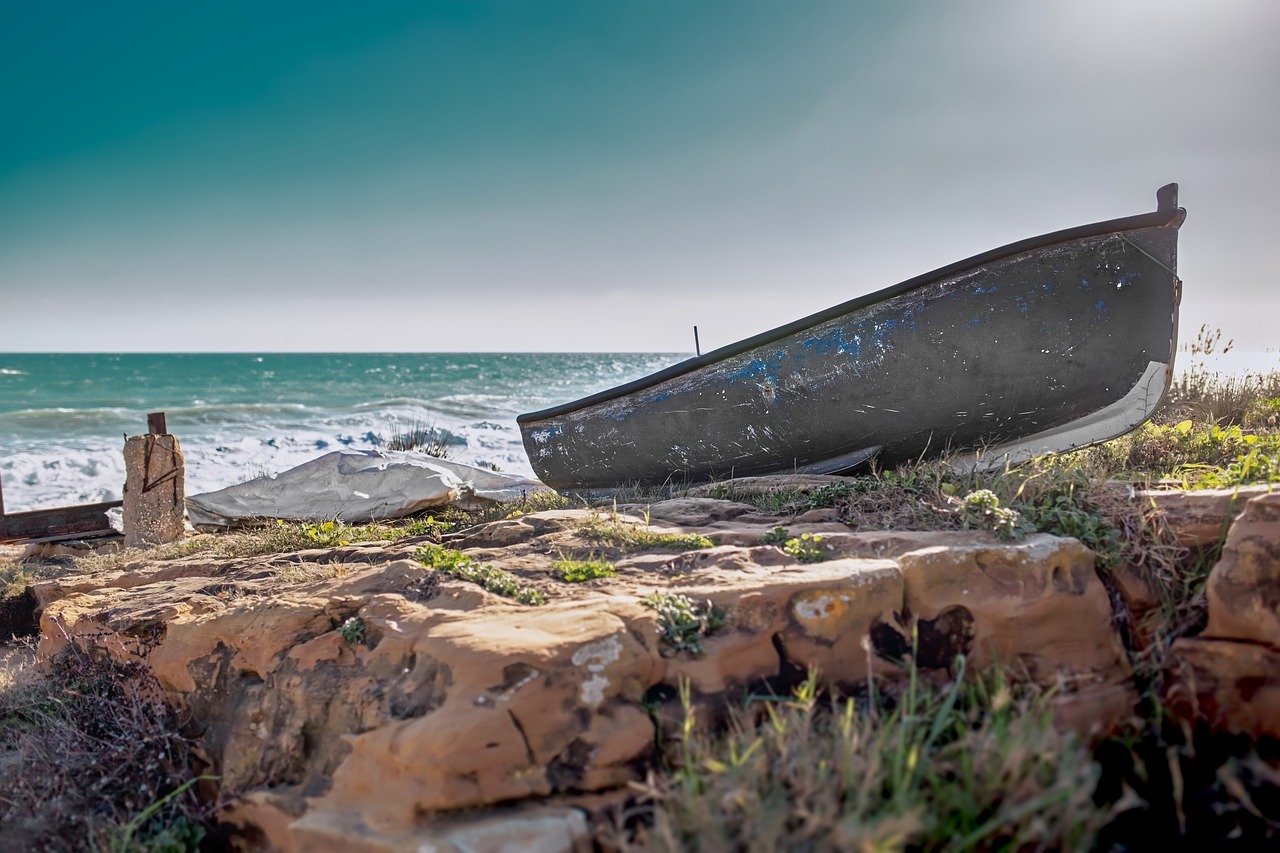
[1163,491,1280,738]
[123,433,185,548]
[32,507,1142,849]
[1134,485,1272,548]
[1202,491,1280,647]
[228,802,592,853]
[682,474,856,500]
[20,536,121,562]
[618,497,756,526]
[895,535,1130,681]
[1168,638,1280,737]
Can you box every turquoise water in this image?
[0,353,680,511]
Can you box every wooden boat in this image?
[519,185,1185,491]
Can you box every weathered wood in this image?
[0,500,124,544]
[148,411,168,435]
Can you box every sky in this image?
[2,0,1277,354]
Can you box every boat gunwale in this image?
[518,193,1185,425]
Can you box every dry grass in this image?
[0,645,210,852]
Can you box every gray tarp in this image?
[185,450,550,529]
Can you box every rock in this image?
[683,474,856,500]
[1202,491,1280,647]
[1165,491,1280,737]
[1167,639,1280,737]
[895,535,1130,681]
[618,497,755,526]
[226,801,592,853]
[1134,485,1272,548]
[123,433,185,548]
[32,507,1143,848]
[21,536,121,562]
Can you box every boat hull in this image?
[519,187,1185,491]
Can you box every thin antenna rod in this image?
[693,325,701,356]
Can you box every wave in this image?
[0,368,27,376]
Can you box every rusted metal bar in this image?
[148,411,167,435]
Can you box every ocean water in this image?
[0,353,680,512]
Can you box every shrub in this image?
[0,649,211,851]
[382,417,457,458]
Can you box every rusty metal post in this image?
[148,412,167,435]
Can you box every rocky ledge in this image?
[23,479,1280,851]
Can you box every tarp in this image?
[185,450,550,529]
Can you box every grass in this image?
[620,664,1106,852]
[618,661,1280,851]
[414,543,546,605]
[578,511,715,552]
[0,646,211,852]
[553,553,617,583]
[382,416,457,459]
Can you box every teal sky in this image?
[2,0,1277,353]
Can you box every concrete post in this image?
[123,430,185,548]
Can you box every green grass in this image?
[414,543,546,605]
[624,664,1105,852]
[552,553,617,583]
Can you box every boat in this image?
[518,185,1185,491]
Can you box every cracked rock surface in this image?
[27,483,1277,852]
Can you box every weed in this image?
[641,591,726,656]
[1019,489,1123,568]
[1243,396,1280,430]
[499,489,575,518]
[782,532,830,563]
[414,544,546,605]
[760,526,791,546]
[338,616,365,645]
[93,776,214,853]
[553,553,617,583]
[959,489,1027,541]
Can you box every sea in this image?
[0,353,680,513]
[2,349,1276,513]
